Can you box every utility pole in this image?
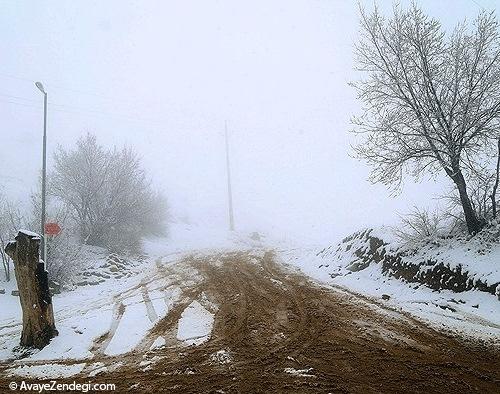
[225,121,235,231]
[35,81,48,264]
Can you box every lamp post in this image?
[35,81,47,264]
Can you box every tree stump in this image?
[5,230,58,349]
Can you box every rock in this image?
[381,294,391,301]
[472,304,479,309]
[0,289,5,294]
[11,290,19,296]
[438,304,456,312]
[346,259,370,272]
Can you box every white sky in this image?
[0,0,497,242]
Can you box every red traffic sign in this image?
[44,222,61,236]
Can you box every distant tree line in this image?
[352,3,500,235]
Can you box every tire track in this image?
[2,250,499,394]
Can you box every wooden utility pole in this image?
[5,230,58,349]
[225,121,235,231]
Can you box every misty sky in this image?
[1,0,498,242]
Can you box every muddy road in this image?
[1,251,499,393]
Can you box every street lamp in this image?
[35,81,47,264]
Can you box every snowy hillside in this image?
[279,227,500,342]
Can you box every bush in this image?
[392,207,450,248]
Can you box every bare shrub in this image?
[392,207,450,248]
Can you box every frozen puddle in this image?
[177,301,214,345]
[8,363,85,379]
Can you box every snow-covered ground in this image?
[0,222,232,377]
[176,300,215,345]
[1,222,498,379]
[277,230,500,344]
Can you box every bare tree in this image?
[351,4,500,234]
[28,190,85,285]
[51,134,169,252]
[0,195,26,281]
[0,196,11,281]
[491,137,500,218]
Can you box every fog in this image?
[0,0,495,243]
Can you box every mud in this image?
[1,250,499,393]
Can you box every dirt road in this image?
[2,250,499,393]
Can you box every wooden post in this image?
[5,230,58,349]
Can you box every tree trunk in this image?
[5,230,58,349]
[451,170,483,235]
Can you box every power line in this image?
[0,93,39,103]
[0,95,170,126]
[0,72,139,105]
[0,98,41,110]
[0,72,32,83]
[0,72,176,126]
[0,72,213,131]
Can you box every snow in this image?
[88,363,108,377]
[17,229,41,239]
[176,301,214,345]
[0,249,157,362]
[143,222,235,256]
[7,363,85,378]
[390,228,500,287]
[0,222,228,366]
[210,349,232,364]
[104,301,153,356]
[150,337,166,349]
[284,367,315,378]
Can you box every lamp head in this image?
[35,82,46,94]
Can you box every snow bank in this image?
[279,227,500,342]
[316,227,500,294]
